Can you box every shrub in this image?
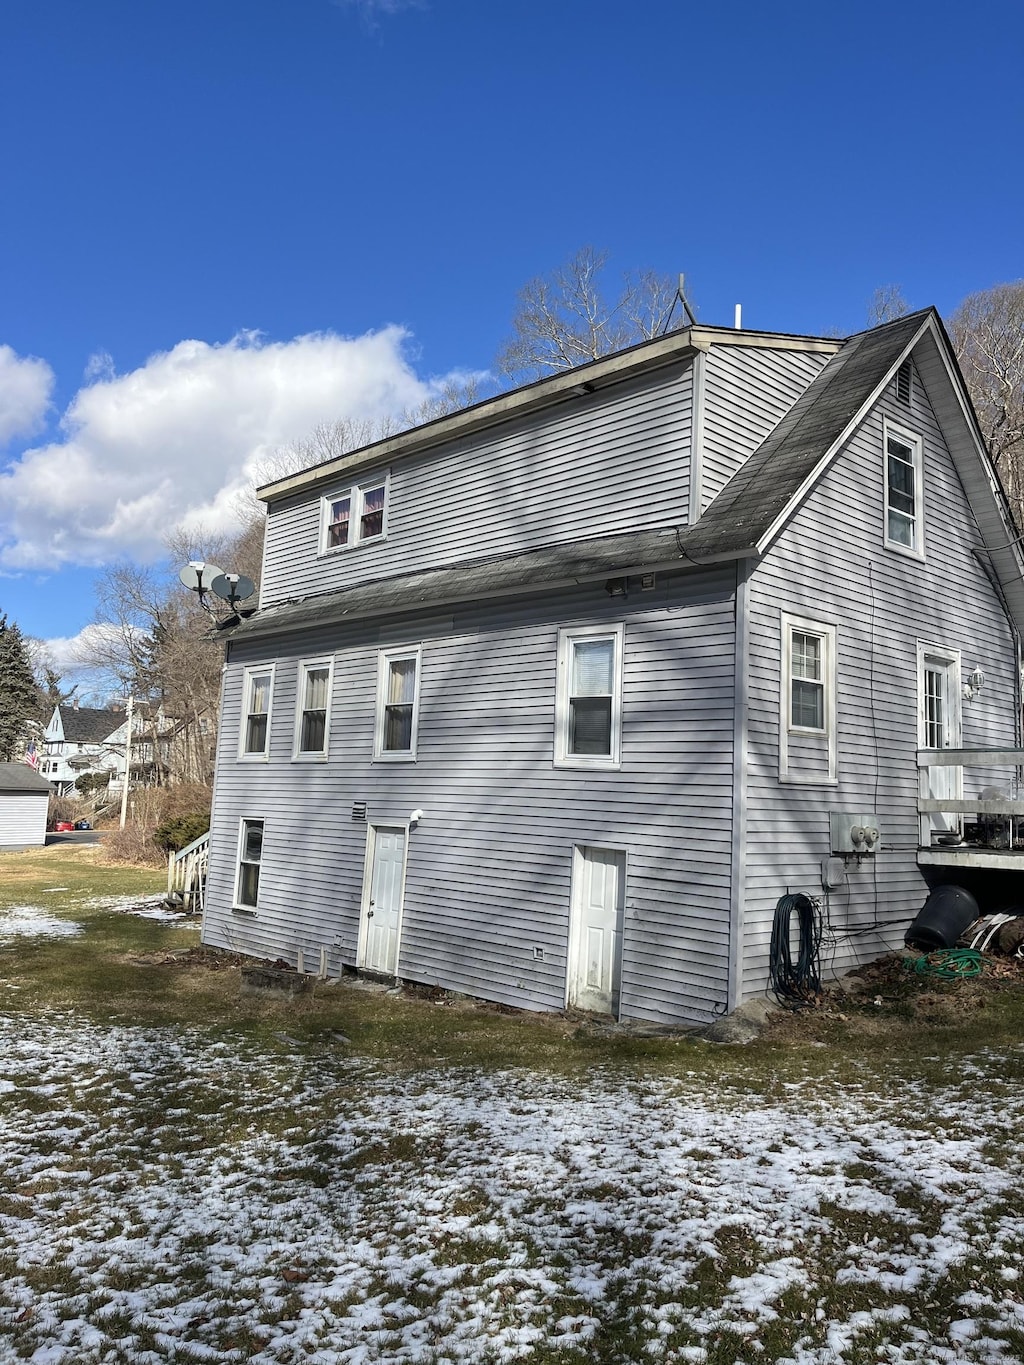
[153,811,211,853]
[101,824,167,867]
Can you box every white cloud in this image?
[0,326,461,571]
[0,345,54,444]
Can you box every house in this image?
[0,763,52,849]
[41,704,126,796]
[200,309,1024,1025]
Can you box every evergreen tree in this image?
[0,614,40,761]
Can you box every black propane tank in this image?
[905,885,980,952]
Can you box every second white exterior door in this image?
[568,846,625,1016]
[361,826,406,975]
[918,646,962,843]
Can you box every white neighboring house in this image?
[41,704,127,796]
[0,763,52,848]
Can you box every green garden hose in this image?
[905,948,984,980]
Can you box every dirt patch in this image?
[125,945,275,970]
[764,951,1024,1045]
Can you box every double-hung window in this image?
[240,666,274,759]
[235,818,264,911]
[780,613,837,783]
[320,476,388,554]
[884,421,924,556]
[555,624,624,769]
[294,658,333,759]
[374,646,421,760]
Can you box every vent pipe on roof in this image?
[734,304,742,330]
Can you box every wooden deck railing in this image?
[917,747,1024,816]
[167,831,210,912]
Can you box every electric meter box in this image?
[829,812,882,854]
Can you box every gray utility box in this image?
[829,812,882,855]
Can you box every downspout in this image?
[728,557,751,1013]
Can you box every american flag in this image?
[25,740,39,769]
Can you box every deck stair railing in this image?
[167,830,210,913]
[917,747,1024,844]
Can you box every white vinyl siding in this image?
[742,377,1016,998]
[260,364,694,608]
[204,569,738,1026]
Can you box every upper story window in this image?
[884,421,924,557]
[555,624,624,769]
[320,476,388,554]
[294,658,332,759]
[240,666,274,759]
[374,646,421,760]
[780,612,837,784]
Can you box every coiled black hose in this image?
[768,893,823,1008]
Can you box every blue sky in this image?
[1,0,1021,665]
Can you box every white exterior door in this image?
[918,646,962,843]
[360,826,406,975]
[568,846,625,1015]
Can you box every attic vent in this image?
[895,360,912,405]
[351,801,367,822]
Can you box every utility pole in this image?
[118,695,134,830]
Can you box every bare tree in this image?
[949,281,1024,524]
[867,284,909,326]
[496,247,688,383]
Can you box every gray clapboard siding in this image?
[259,363,693,608]
[205,567,737,1025]
[740,364,1018,996]
[700,347,829,512]
[0,794,48,848]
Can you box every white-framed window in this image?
[780,613,837,784]
[239,665,274,759]
[234,818,264,911]
[555,624,624,769]
[293,657,333,759]
[374,646,421,760]
[883,419,924,557]
[319,475,388,554]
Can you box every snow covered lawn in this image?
[1,1014,1022,1364]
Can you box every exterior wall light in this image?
[963,667,985,700]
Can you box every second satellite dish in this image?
[211,573,256,604]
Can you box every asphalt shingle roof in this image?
[0,763,52,794]
[58,706,123,743]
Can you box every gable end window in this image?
[555,625,624,769]
[234,818,264,911]
[780,613,836,784]
[294,658,333,759]
[884,421,924,557]
[374,646,421,761]
[320,477,388,554]
[240,666,274,759]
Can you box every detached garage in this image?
[0,763,51,850]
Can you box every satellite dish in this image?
[211,573,256,604]
[178,561,225,594]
